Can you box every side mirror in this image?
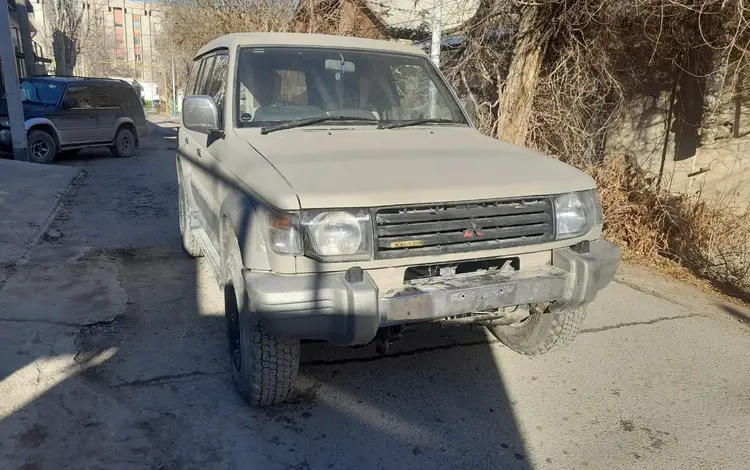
[460,98,476,124]
[182,95,220,134]
[63,98,78,108]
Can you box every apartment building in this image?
[31,0,165,97]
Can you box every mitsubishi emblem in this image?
[463,222,484,238]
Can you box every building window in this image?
[11,27,21,53]
[114,7,125,60]
[113,7,123,26]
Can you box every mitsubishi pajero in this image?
[176,33,621,407]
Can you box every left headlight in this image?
[302,209,373,261]
[554,190,598,240]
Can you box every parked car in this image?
[0,76,147,163]
[177,33,621,407]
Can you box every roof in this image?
[23,76,131,86]
[196,32,426,58]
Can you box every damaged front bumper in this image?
[244,240,621,346]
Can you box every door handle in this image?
[184,137,188,145]
[197,148,202,158]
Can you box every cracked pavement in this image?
[1,121,749,470]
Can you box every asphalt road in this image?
[1,121,748,470]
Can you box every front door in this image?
[180,50,230,243]
[57,85,99,145]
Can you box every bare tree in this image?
[158,0,297,112]
[41,0,89,75]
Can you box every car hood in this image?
[234,127,596,209]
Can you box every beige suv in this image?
[177,33,620,407]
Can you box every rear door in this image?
[92,85,119,142]
[58,85,99,144]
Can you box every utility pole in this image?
[0,2,28,161]
[171,49,176,117]
[15,0,36,76]
[429,0,442,118]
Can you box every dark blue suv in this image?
[0,76,147,163]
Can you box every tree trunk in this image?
[498,5,555,146]
[698,9,732,147]
[699,45,730,146]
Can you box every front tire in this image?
[27,130,57,164]
[485,306,587,356]
[224,240,300,407]
[110,127,136,158]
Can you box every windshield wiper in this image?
[260,115,378,135]
[378,118,458,130]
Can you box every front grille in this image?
[374,198,554,259]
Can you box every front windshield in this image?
[235,47,467,127]
[15,81,64,105]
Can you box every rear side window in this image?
[92,86,119,108]
[64,85,95,108]
[106,85,139,109]
[122,86,142,109]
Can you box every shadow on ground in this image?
[715,303,750,324]
[0,121,530,470]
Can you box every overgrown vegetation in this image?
[160,0,750,299]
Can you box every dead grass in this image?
[577,154,750,303]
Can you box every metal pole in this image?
[171,49,176,117]
[430,0,442,68]
[429,0,442,118]
[15,0,36,76]
[0,2,28,161]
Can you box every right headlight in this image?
[555,190,598,240]
[301,209,373,262]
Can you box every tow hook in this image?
[374,325,404,354]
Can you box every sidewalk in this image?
[146,112,181,127]
[0,159,81,266]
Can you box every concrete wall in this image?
[607,91,750,207]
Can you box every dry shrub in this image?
[582,155,750,297]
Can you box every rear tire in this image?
[485,306,587,356]
[27,130,57,164]
[178,178,202,257]
[224,240,300,407]
[110,127,136,158]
